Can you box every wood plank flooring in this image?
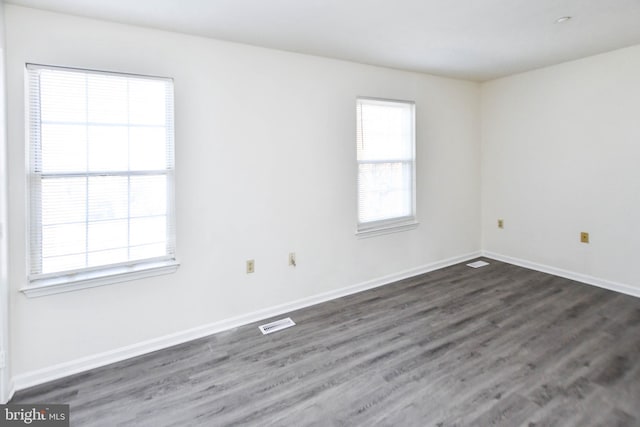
[11,259,640,426]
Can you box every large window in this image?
[356,97,416,235]
[26,64,177,295]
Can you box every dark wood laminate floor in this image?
[11,259,640,426]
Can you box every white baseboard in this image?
[12,251,482,392]
[483,251,640,298]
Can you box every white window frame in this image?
[23,64,179,297]
[356,97,418,237]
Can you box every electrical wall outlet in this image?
[498,219,504,229]
[580,232,589,244]
[289,252,296,267]
[246,259,255,273]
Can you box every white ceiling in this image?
[7,0,640,81]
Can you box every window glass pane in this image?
[40,70,86,123]
[88,248,128,268]
[130,243,166,261]
[129,127,167,171]
[88,176,128,221]
[130,216,166,246]
[129,79,167,126]
[88,125,128,171]
[41,124,87,173]
[42,223,86,258]
[28,64,175,278]
[130,175,167,217]
[43,254,86,274]
[42,177,86,225]
[356,98,415,228]
[87,74,128,124]
[87,219,128,252]
[358,162,412,223]
[358,102,412,161]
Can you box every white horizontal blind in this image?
[27,64,175,278]
[356,98,415,229]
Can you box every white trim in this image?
[356,220,419,238]
[356,96,416,106]
[4,381,15,405]
[27,63,173,82]
[483,251,640,298]
[12,251,481,392]
[21,260,180,298]
[0,358,8,404]
[0,281,9,403]
[0,8,9,404]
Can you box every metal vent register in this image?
[259,317,296,335]
[467,260,490,268]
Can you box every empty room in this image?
[1,0,639,425]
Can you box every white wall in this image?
[482,44,640,292]
[5,5,481,378]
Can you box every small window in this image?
[356,97,416,235]
[25,64,178,295]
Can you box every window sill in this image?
[21,259,180,298]
[356,220,419,239]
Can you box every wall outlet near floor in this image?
[498,219,504,229]
[580,232,589,244]
[288,252,296,267]
[246,259,255,273]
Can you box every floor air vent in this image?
[467,260,490,268]
[259,317,296,335]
